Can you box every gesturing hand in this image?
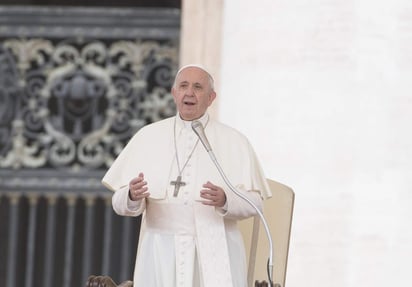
[129,172,150,201]
[199,181,227,207]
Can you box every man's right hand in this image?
[129,172,150,201]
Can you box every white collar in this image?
[175,113,210,130]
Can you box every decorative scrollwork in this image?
[3,38,53,85]
[0,38,178,170]
[0,46,20,156]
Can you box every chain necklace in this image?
[170,116,209,197]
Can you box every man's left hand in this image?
[200,181,227,207]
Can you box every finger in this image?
[137,186,149,194]
[133,187,150,199]
[131,179,147,191]
[135,191,150,200]
[200,189,213,197]
[202,181,217,189]
[130,178,141,186]
[200,190,218,202]
[130,173,145,184]
[134,180,148,190]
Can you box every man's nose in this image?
[186,86,195,96]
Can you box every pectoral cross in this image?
[170,175,186,197]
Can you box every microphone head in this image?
[191,120,212,152]
[191,120,203,130]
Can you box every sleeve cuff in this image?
[127,195,143,211]
[215,200,228,216]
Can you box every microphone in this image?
[191,120,212,152]
[191,120,275,287]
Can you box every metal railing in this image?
[0,190,141,287]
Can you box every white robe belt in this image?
[145,201,195,235]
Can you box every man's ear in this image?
[171,87,177,102]
[208,91,217,105]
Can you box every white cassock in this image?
[102,113,271,287]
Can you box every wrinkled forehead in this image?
[174,64,215,90]
[175,64,214,82]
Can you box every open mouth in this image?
[183,100,196,105]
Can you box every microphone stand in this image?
[192,121,274,286]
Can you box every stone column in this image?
[179,0,224,118]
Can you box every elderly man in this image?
[102,65,271,287]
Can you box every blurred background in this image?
[1,1,411,287]
[218,1,412,287]
[0,1,180,287]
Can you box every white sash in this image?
[145,201,233,287]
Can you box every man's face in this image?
[172,67,216,121]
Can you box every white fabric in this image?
[103,113,271,287]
